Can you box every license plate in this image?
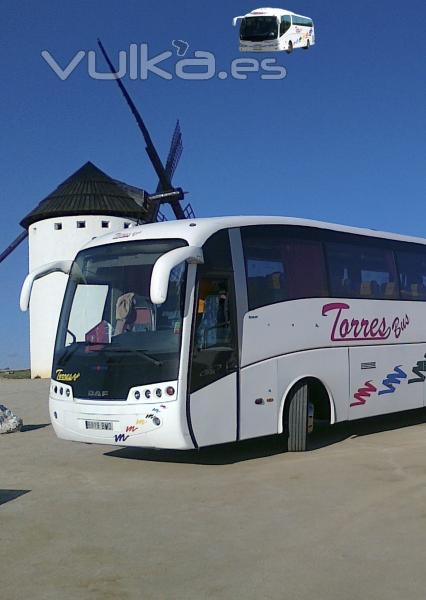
[85,420,113,431]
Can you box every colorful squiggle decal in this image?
[351,381,377,407]
[352,358,426,408]
[378,366,407,395]
[408,355,426,384]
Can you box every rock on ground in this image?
[0,404,23,433]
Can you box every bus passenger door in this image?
[279,15,291,50]
[188,232,239,447]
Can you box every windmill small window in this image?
[77,221,86,229]
[54,223,62,231]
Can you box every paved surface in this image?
[2,379,426,600]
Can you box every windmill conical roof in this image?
[20,161,151,229]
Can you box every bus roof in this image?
[84,215,426,252]
[243,8,311,19]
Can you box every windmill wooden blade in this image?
[97,39,171,192]
[151,120,195,222]
[164,120,183,186]
[97,39,186,220]
[0,231,28,265]
[155,120,183,195]
[149,121,183,222]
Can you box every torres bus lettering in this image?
[322,303,410,342]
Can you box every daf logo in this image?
[88,390,109,398]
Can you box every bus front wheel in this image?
[285,381,310,452]
[286,41,293,54]
[304,40,310,50]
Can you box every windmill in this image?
[0,38,194,267]
[1,38,196,378]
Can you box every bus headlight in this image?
[127,381,178,403]
[50,380,73,401]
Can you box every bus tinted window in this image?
[396,250,426,300]
[280,15,291,36]
[241,226,328,310]
[190,231,238,393]
[240,16,279,41]
[292,16,312,27]
[326,243,399,299]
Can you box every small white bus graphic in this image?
[233,7,315,54]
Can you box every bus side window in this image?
[326,242,399,299]
[280,16,291,36]
[190,231,238,393]
[396,250,426,300]
[241,225,328,310]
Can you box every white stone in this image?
[0,404,23,434]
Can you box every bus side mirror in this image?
[233,16,244,27]
[150,246,204,305]
[20,260,73,312]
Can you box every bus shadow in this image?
[308,407,426,451]
[20,423,50,432]
[104,408,426,465]
[0,490,31,507]
[104,435,285,465]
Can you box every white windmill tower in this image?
[18,162,150,377]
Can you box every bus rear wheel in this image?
[286,41,293,54]
[286,381,310,452]
[304,40,310,50]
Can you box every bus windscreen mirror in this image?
[20,259,73,312]
[233,16,244,26]
[150,246,204,305]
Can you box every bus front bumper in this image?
[240,42,280,52]
[49,394,194,450]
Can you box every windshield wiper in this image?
[58,340,102,366]
[102,347,163,367]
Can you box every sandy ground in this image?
[2,378,426,600]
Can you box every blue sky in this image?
[1,0,425,369]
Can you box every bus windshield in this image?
[240,16,279,41]
[53,239,187,400]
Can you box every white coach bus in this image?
[21,216,426,452]
[233,8,315,53]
